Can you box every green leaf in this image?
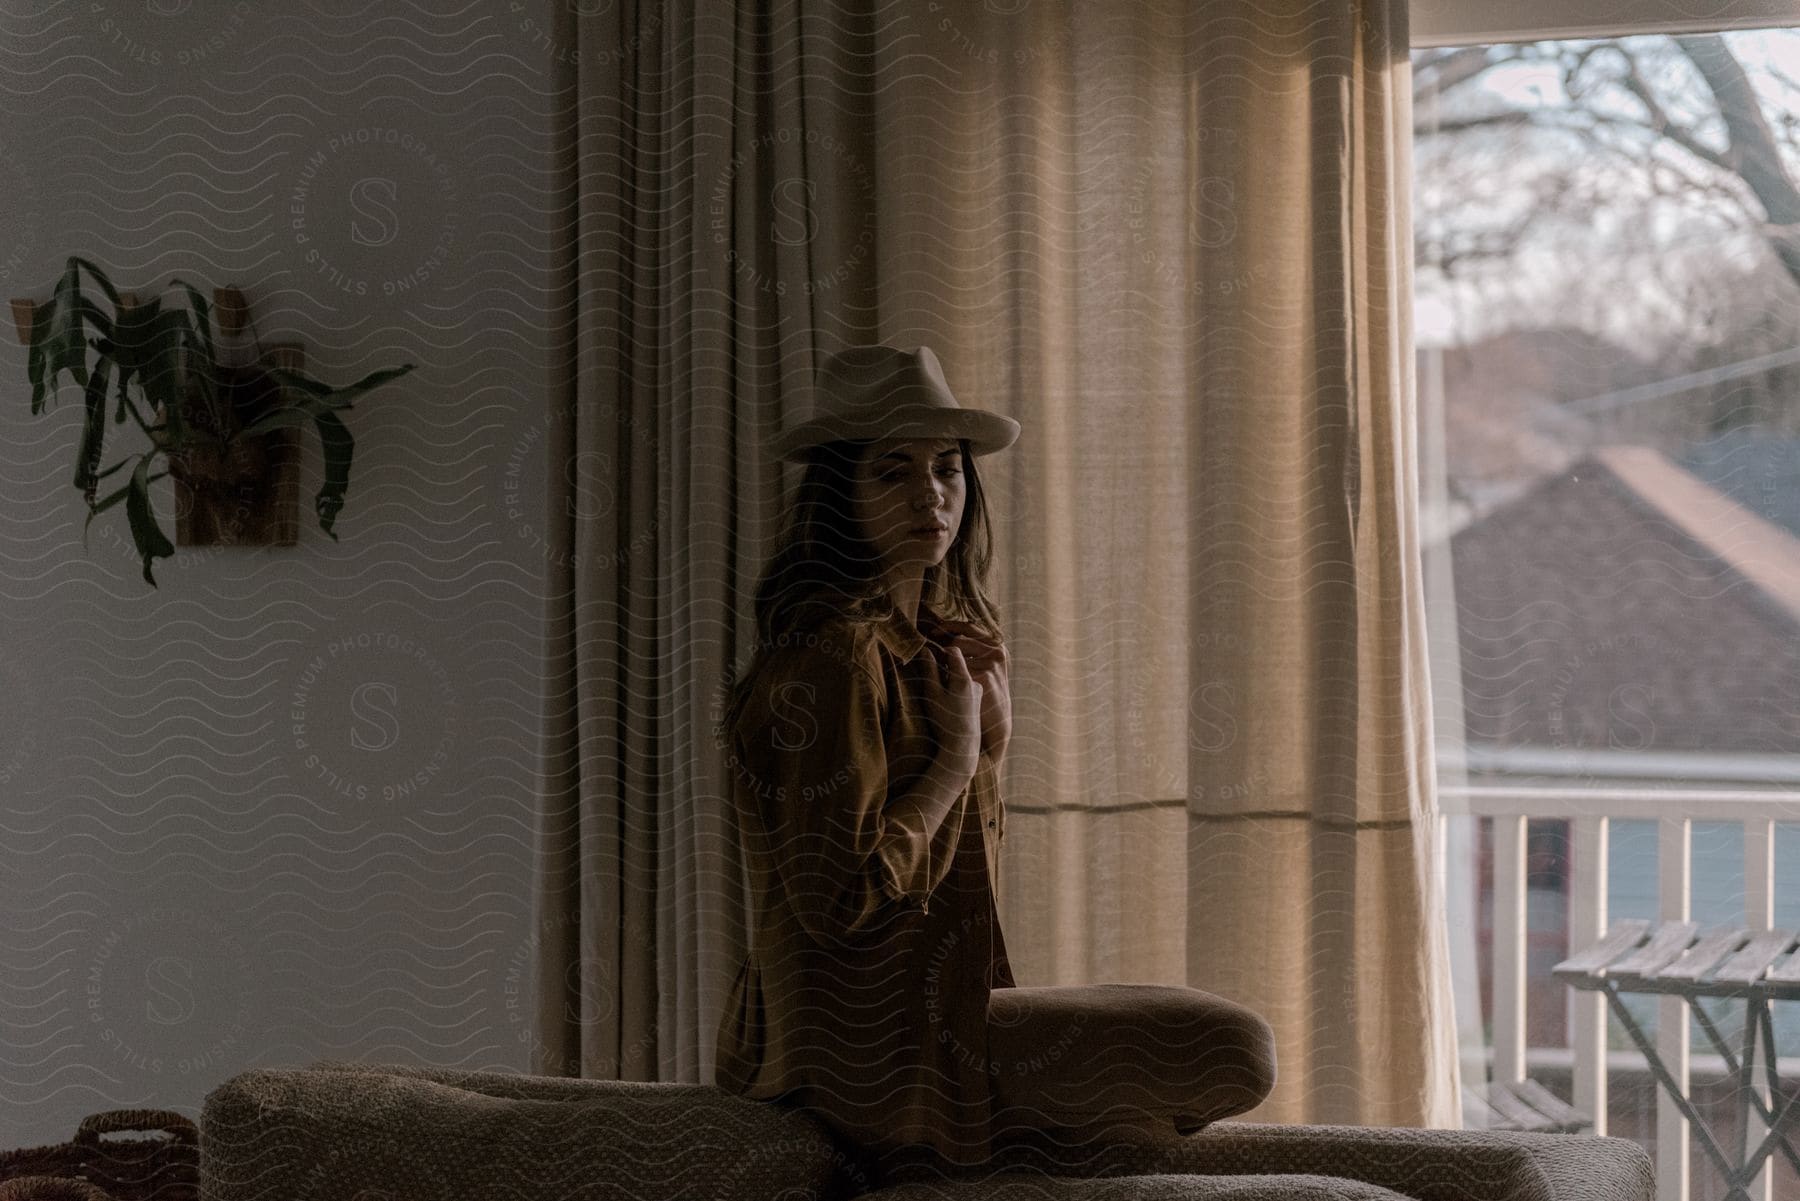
[124,453,174,587]
[313,409,354,541]
[120,305,190,446]
[82,466,168,551]
[107,295,154,406]
[238,395,337,437]
[74,358,112,497]
[162,291,221,433]
[75,296,113,341]
[168,278,217,368]
[67,255,122,310]
[30,261,91,412]
[268,362,415,409]
[26,327,44,415]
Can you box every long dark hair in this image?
[718,436,1002,738]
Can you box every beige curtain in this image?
[539,0,1459,1128]
[532,0,888,1082]
[1172,5,1459,1127]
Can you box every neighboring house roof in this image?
[1675,427,1800,543]
[1451,443,1800,757]
[1419,328,1655,510]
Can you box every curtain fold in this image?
[539,0,1459,1127]
[533,0,889,1083]
[1176,1,1460,1127]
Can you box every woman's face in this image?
[854,436,967,577]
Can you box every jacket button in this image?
[988,819,996,828]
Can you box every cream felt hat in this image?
[776,344,1020,463]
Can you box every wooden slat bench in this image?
[1553,919,1800,1200]
[1463,1078,1591,1133]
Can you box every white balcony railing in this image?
[1438,784,1800,1201]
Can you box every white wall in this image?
[0,1,562,1144]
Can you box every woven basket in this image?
[0,1109,198,1201]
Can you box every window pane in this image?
[1415,28,1800,1183]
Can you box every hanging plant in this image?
[20,255,415,586]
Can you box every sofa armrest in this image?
[1139,1121,1652,1201]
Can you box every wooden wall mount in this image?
[168,342,304,550]
[10,286,245,343]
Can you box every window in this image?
[1413,10,1800,1193]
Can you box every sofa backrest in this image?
[200,1062,870,1201]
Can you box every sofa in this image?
[198,1059,1654,1201]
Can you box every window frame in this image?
[1412,0,1800,48]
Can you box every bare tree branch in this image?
[1675,35,1800,220]
[1413,27,1800,359]
[1568,111,1756,217]
[1415,110,1535,137]
[1604,42,1733,174]
[1674,34,1800,285]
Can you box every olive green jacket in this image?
[715,600,1013,1170]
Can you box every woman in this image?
[714,344,1019,1181]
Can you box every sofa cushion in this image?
[866,1173,1414,1199]
[979,1120,1653,1201]
[986,984,1277,1139]
[200,1064,871,1201]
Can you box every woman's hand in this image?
[935,620,1010,767]
[921,642,984,784]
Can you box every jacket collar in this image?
[872,598,937,665]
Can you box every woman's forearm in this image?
[884,755,975,840]
[874,754,978,911]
